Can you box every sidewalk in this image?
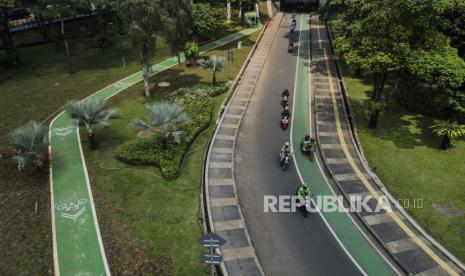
[204,13,283,276]
[48,25,262,275]
[310,16,465,276]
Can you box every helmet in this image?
[285,106,289,110]
[284,142,290,147]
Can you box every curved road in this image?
[235,14,397,275]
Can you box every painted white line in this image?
[48,124,60,276]
[76,128,111,275]
[290,13,367,276]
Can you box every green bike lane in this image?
[49,24,262,275]
[290,14,397,276]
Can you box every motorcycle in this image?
[281,116,289,129]
[295,189,311,218]
[288,44,293,53]
[280,152,292,171]
[301,135,311,153]
[281,96,289,107]
[299,197,311,217]
[290,24,296,33]
[301,135,316,161]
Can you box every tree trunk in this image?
[368,72,388,129]
[213,71,217,85]
[368,109,380,129]
[88,131,97,149]
[227,2,231,23]
[440,135,451,150]
[1,9,20,67]
[61,16,72,74]
[161,137,168,149]
[36,14,49,40]
[140,50,151,97]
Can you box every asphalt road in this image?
[234,14,362,276]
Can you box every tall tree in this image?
[232,0,258,24]
[39,0,84,74]
[122,0,161,97]
[0,0,20,67]
[406,46,465,119]
[192,3,218,38]
[334,0,411,128]
[160,0,193,64]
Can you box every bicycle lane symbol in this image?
[57,198,88,221]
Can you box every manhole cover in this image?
[433,203,464,218]
[158,81,170,87]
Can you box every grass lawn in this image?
[82,29,261,275]
[342,68,465,262]
[0,12,254,273]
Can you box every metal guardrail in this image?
[8,12,97,33]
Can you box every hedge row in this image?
[116,84,227,179]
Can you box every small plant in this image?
[64,98,120,149]
[130,101,190,149]
[430,120,465,150]
[185,41,200,66]
[199,55,225,85]
[9,121,49,171]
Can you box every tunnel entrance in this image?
[280,0,319,12]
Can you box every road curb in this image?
[204,13,284,276]
[310,16,465,275]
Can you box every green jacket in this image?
[297,186,311,197]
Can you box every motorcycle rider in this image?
[297,183,311,198]
[288,39,294,53]
[280,142,293,162]
[282,88,290,97]
[282,106,291,117]
[281,95,289,107]
[307,138,317,161]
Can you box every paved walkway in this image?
[49,25,261,275]
[204,13,283,276]
[310,16,464,276]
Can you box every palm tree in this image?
[430,120,465,150]
[130,101,190,149]
[8,121,48,171]
[64,98,120,149]
[200,55,225,85]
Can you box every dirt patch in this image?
[433,202,464,218]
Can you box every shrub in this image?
[116,86,214,179]
[185,41,200,66]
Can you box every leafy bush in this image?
[185,41,200,66]
[116,87,214,179]
[169,83,230,97]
